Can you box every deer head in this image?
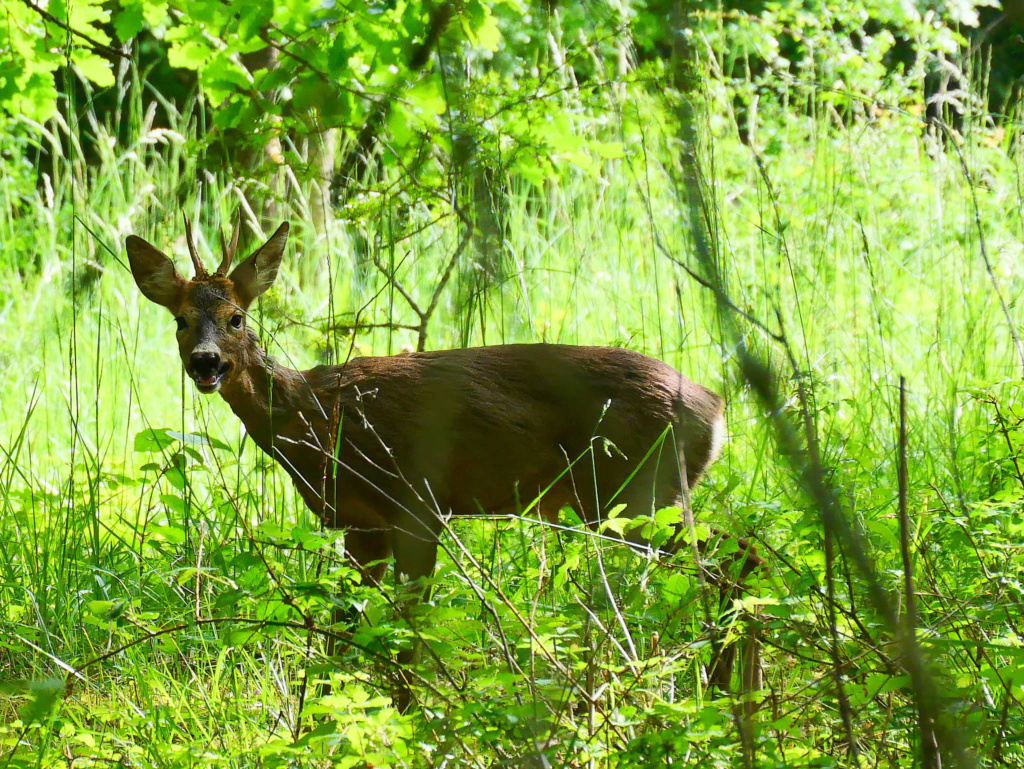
[126,217,289,394]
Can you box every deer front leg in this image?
[324,493,393,654]
[321,526,391,702]
[388,510,442,712]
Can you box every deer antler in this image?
[216,212,241,276]
[182,211,207,279]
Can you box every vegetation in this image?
[1,0,1023,766]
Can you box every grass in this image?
[1,52,1024,767]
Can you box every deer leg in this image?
[317,527,390,698]
[739,620,762,719]
[705,534,763,697]
[324,493,394,653]
[708,584,762,717]
[389,512,441,712]
[609,466,764,697]
[320,527,391,701]
[708,583,738,693]
[329,528,391,646]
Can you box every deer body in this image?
[127,221,744,706]
[218,343,724,571]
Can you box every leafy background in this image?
[1,0,1023,766]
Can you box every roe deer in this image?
[126,218,762,709]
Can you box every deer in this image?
[126,217,763,711]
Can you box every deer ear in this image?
[126,235,186,310]
[229,222,289,308]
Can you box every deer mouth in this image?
[192,362,231,394]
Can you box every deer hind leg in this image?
[707,577,739,693]
[704,533,763,702]
[652,441,764,701]
[613,470,758,696]
[707,577,763,722]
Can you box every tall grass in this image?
[1,49,1023,767]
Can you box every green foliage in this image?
[0,0,114,121]
[2,0,1024,766]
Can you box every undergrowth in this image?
[1,42,1024,769]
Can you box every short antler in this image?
[182,211,207,279]
[216,212,241,276]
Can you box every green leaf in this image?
[864,517,898,546]
[600,516,629,536]
[182,446,205,464]
[166,464,187,491]
[143,0,169,28]
[465,0,501,52]
[225,626,266,646]
[86,600,115,617]
[150,524,187,544]
[167,430,229,451]
[134,428,175,453]
[292,527,327,551]
[606,504,628,519]
[18,679,64,725]
[654,506,682,526]
[407,75,446,117]
[560,506,584,526]
[516,154,549,187]
[169,41,211,70]
[73,52,113,87]
[113,3,145,41]
[387,104,414,147]
[160,493,187,517]
[678,523,712,545]
[328,35,354,71]
[258,521,289,540]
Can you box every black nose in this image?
[190,351,221,378]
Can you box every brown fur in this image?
[226,343,724,529]
[127,222,751,707]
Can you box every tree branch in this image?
[18,0,128,61]
[336,1,453,186]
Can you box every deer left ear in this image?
[229,222,289,308]
[126,235,187,310]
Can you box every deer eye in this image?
[175,317,187,333]
[230,314,244,330]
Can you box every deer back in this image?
[307,343,724,530]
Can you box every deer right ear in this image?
[229,222,289,308]
[126,235,186,310]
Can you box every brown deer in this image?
[126,218,762,709]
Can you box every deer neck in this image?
[215,336,340,515]
[216,335,324,458]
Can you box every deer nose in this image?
[190,351,221,378]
